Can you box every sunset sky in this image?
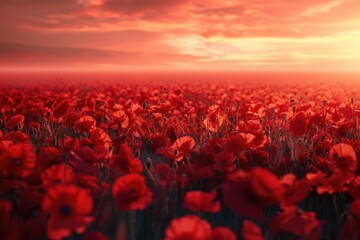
[1,0,360,72]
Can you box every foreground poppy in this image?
[242,220,264,240]
[164,215,212,240]
[42,184,94,239]
[269,207,323,239]
[112,173,153,211]
[222,167,283,219]
[0,141,36,178]
[41,164,76,189]
[183,190,220,213]
[110,143,143,175]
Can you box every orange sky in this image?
[0,0,360,72]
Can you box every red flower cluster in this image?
[1,79,360,239]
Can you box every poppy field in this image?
[2,76,360,240]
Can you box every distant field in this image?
[1,73,360,239]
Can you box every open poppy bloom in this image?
[183,190,220,213]
[156,136,196,161]
[223,133,256,153]
[164,215,212,240]
[328,143,357,173]
[213,151,236,172]
[90,127,112,151]
[203,106,224,132]
[112,173,152,211]
[112,110,129,129]
[41,164,76,189]
[289,111,308,137]
[6,114,25,130]
[37,146,63,170]
[269,207,323,239]
[222,167,283,219]
[74,116,96,132]
[42,184,94,239]
[53,99,71,119]
[0,140,36,178]
[110,143,143,175]
[242,220,264,240]
[280,174,312,207]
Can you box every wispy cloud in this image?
[0,0,359,71]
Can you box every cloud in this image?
[0,43,204,68]
[102,0,188,14]
[0,0,360,71]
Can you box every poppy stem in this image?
[129,210,136,240]
[332,194,340,222]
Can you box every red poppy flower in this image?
[90,127,112,151]
[316,169,354,194]
[164,215,212,240]
[62,111,81,127]
[110,143,143,175]
[53,99,71,119]
[203,110,224,132]
[112,110,129,129]
[210,227,236,240]
[289,111,308,137]
[2,131,30,143]
[202,138,226,159]
[37,146,62,170]
[213,151,236,172]
[150,134,171,152]
[75,146,107,164]
[150,101,171,114]
[152,163,190,190]
[41,164,76,189]
[223,133,256,153]
[153,163,171,185]
[6,114,25,130]
[62,137,80,152]
[67,151,100,176]
[222,167,283,219]
[328,143,357,172]
[0,141,36,178]
[74,116,96,132]
[112,173,152,211]
[42,184,94,239]
[280,174,312,207]
[156,136,196,161]
[183,190,220,213]
[242,220,264,240]
[269,207,323,238]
